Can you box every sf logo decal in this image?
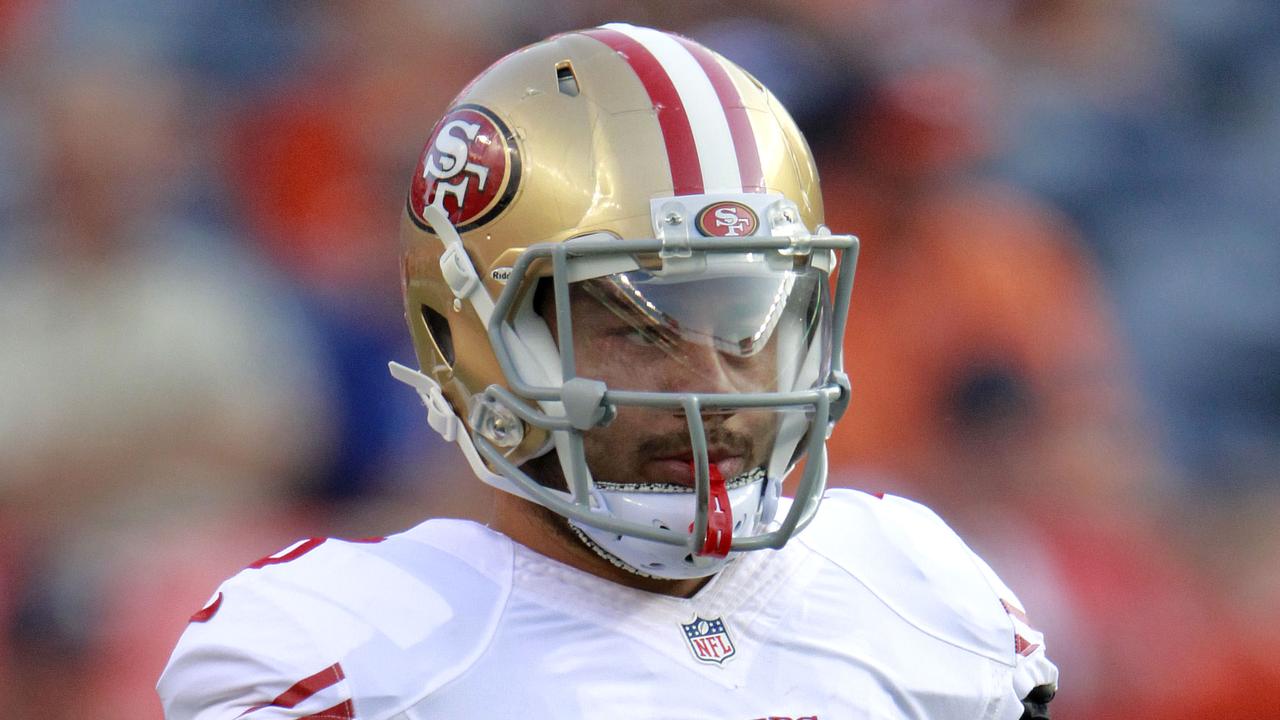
[696,201,759,237]
[423,118,492,210]
[409,104,521,233]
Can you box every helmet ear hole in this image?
[422,304,456,367]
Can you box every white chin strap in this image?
[569,469,772,580]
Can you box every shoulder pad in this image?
[159,520,512,720]
[798,489,1016,665]
[967,541,1060,699]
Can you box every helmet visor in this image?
[561,264,830,395]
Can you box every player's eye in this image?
[617,327,662,347]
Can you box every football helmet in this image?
[391,23,858,579]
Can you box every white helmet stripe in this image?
[676,36,766,193]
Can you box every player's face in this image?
[542,277,787,487]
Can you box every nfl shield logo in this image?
[681,616,736,665]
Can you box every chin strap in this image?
[423,205,494,327]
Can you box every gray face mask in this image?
[466,228,857,579]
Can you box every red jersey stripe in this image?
[1001,598,1032,625]
[271,663,345,709]
[581,27,704,195]
[1014,634,1041,657]
[189,592,223,623]
[248,537,326,569]
[300,699,356,719]
[677,38,765,193]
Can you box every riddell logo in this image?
[695,201,758,237]
[409,104,521,233]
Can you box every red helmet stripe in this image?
[581,27,705,195]
[676,38,765,193]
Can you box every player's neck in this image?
[490,492,711,598]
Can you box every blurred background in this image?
[1,1,1277,717]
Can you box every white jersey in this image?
[159,490,1057,719]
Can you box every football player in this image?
[160,23,1057,719]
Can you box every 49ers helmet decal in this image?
[408,103,521,234]
[695,201,759,237]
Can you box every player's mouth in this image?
[645,451,746,487]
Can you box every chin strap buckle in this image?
[691,465,734,558]
[389,361,458,442]
[420,204,495,327]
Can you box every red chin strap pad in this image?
[690,464,733,558]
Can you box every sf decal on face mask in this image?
[695,201,759,237]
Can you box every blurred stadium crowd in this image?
[1,1,1277,718]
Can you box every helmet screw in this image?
[664,212,684,226]
[782,208,796,223]
[469,395,524,448]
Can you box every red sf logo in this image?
[409,104,521,233]
[695,201,759,237]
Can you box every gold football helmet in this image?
[391,23,857,579]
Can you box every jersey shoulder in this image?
[158,519,513,720]
[798,489,1038,669]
